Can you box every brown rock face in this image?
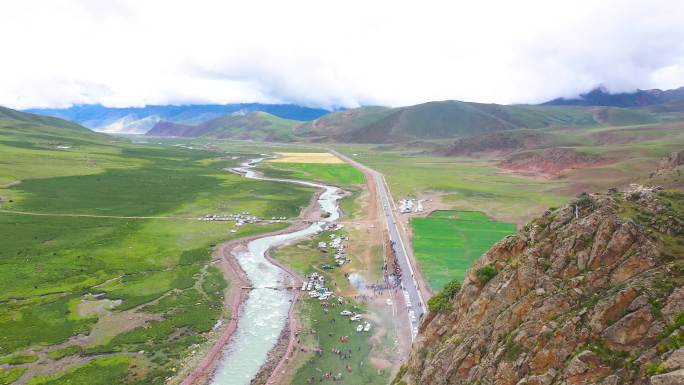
[395,187,684,385]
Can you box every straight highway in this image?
[332,150,427,340]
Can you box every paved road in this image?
[332,151,426,339]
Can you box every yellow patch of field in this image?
[269,152,345,164]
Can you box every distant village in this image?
[197,212,287,226]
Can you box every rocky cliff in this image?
[395,186,684,385]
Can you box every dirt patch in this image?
[77,298,122,318]
[87,307,162,346]
[441,130,546,157]
[499,147,612,177]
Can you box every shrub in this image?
[647,362,668,375]
[476,264,497,285]
[427,279,462,312]
[575,192,595,209]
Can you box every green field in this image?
[260,162,365,186]
[411,210,516,290]
[0,111,314,383]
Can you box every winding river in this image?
[210,158,342,385]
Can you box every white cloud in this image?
[1,0,683,109]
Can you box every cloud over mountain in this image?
[1,0,684,109]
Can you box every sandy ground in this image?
[269,152,345,164]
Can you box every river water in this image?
[210,158,342,385]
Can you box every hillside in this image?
[0,106,91,132]
[146,111,300,141]
[299,101,657,143]
[394,186,684,385]
[25,103,330,134]
[0,106,110,149]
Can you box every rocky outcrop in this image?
[395,186,684,385]
[651,150,684,178]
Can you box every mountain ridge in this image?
[145,111,300,141]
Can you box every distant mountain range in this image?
[544,86,684,107]
[25,103,330,134]
[18,86,684,143]
[146,111,300,142]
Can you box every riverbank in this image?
[180,167,330,385]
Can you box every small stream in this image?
[210,158,343,385]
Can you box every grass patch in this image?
[47,346,82,360]
[0,367,27,385]
[26,355,133,385]
[0,353,38,365]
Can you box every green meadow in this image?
[0,114,313,383]
[411,210,516,290]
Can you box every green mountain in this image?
[0,106,92,132]
[297,101,658,143]
[0,106,110,146]
[146,111,300,141]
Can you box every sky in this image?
[1,0,684,110]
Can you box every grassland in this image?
[0,112,314,383]
[333,145,567,224]
[333,120,684,225]
[411,211,515,290]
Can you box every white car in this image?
[386,299,393,306]
[363,323,371,332]
[340,310,352,316]
[350,314,362,321]
[356,324,364,332]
